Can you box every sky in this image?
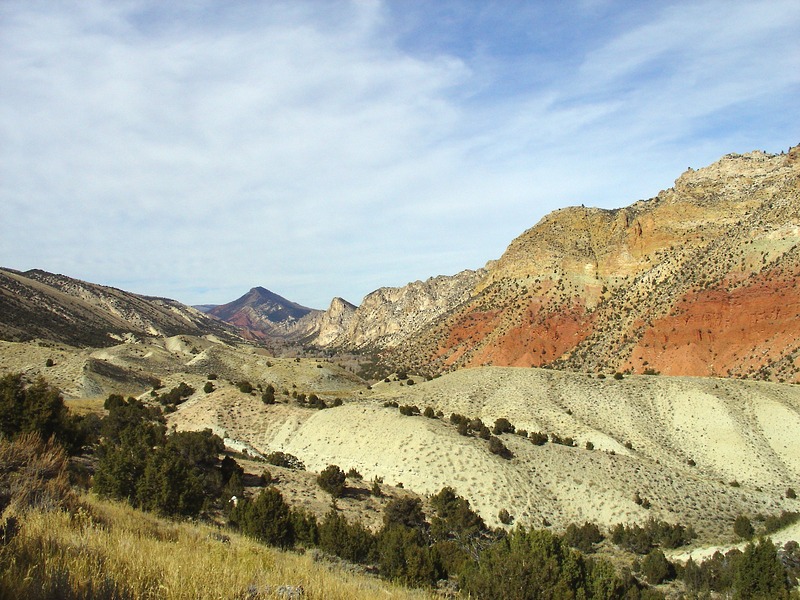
[1,1,798,309]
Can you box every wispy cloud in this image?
[1,0,798,308]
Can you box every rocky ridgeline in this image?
[4,146,797,383]
[307,270,486,349]
[381,146,800,382]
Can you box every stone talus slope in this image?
[388,147,800,382]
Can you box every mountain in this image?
[4,145,797,384]
[0,268,241,347]
[210,271,484,350]
[207,286,322,341]
[305,146,800,383]
[303,271,485,350]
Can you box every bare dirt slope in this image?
[167,364,800,541]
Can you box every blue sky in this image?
[1,1,798,309]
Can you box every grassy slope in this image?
[1,494,435,600]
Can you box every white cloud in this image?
[1,0,798,308]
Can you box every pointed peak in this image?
[329,297,357,311]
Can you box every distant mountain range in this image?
[2,145,798,382]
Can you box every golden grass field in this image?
[2,494,435,600]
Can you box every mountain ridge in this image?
[2,145,798,383]
[0,268,242,347]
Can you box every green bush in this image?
[459,528,589,599]
[611,518,695,554]
[430,487,485,541]
[379,525,443,586]
[260,384,275,404]
[529,431,548,446]
[384,497,426,530]
[488,436,513,459]
[493,417,515,435]
[733,538,790,599]
[734,515,754,540]
[319,509,376,564]
[762,511,799,535]
[153,382,195,407]
[291,508,319,548]
[231,487,294,549]
[0,373,69,444]
[498,508,513,525]
[104,394,125,410]
[450,413,467,426]
[641,549,674,584]
[265,451,305,470]
[563,522,603,554]
[317,464,346,498]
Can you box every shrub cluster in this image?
[459,527,650,600]
[265,451,305,471]
[681,539,796,598]
[493,417,515,435]
[549,433,576,447]
[611,517,696,554]
[261,384,275,404]
[93,396,238,517]
[317,464,346,498]
[0,373,98,455]
[761,510,800,535]
[488,436,513,459]
[562,521,603,554]
[153,382,194,410]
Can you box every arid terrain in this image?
[2,146,800,597]
[3,333,798,553]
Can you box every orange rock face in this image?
[625,266,800,381]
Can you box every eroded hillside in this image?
[0,268,241,347]
[164,359,800,541]
[382,147,800,382]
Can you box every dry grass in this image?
[0,494,436,600]
[64,396,106,416]
[0,433,75,514]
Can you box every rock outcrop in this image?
[384,146,800,382]
[311,270,486,350]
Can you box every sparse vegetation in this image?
[488,435,513,459]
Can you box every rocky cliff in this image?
[382,146,800,382]
[306,270,486,350]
